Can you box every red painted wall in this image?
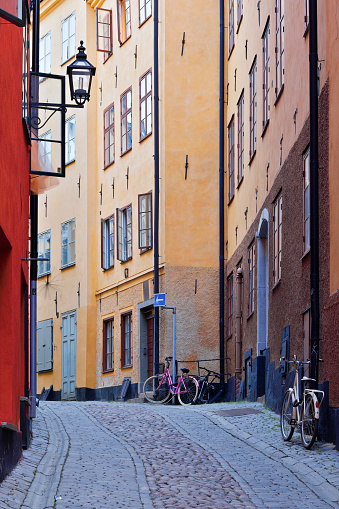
[0,20,30,430]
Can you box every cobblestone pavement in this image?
[0,400,338,509]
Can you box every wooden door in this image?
[61,310,77,400]
[146,314,154,378]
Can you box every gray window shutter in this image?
[37,322,44,372]
[45,319,53,370]
[37,319,53,372]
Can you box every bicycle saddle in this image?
[181,368,190,374]
[301,377,316,382]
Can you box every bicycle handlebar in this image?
[199,366,220,378]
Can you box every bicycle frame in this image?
[157,367,193,396]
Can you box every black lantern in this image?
[67,41,96,105]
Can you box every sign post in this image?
[154,294,176,386]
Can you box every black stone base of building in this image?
[0,429,22,483]
[39,382,139,403]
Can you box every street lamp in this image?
[67,41,96,105]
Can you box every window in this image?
[303,148,310,253]
[39,32,51,79]
[140,70,152,141]
[104,104,114,168]
[61,12,76,64]
[38,230,51,277]
[61,219,76,268]
[237,0,243,29]
[227,273,233,337]
[117,205,132,262]
[101,215,114,270]
[66,116,75,164]
[103,318,114,372]
[228,116,235,201]
[37,319,53,372]
[96,8,113,60]
[273,194,282,285]
[121,312,132,368]
[244,349,252,397]
[117,0,131,44]
[138,193,152,251]
[39,130,52,173]
[139,0,151,25]
[249,57,257,161]
[248,241,255,316]
[121,88,132,154]
[303,309,310,376]
[229,0,234,54]
[237,91,244,184]
[275,0,284,98]
[262,20,270,131]
[304,0,309,32]
[22,6,29,123]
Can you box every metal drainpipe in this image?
[309,0,319,385]
[29,0,40,418]
[153,0,160,374]
[235,268,243,393]
[219,0,225,386]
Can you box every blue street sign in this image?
[154,293,166,307]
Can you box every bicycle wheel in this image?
[143,375,171,404]
[178,376,199,406]
[280,390,294,441]
[301,394,318,449]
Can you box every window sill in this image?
[61,54,76,67]
[303,25,309,38]
[38,272,51,279]
[248,150,256,166]
[247,311,254,321]
[226,333,233,341]
[301,248,310,261]
[228,195,235,206]
[66,158,75,166]
[236,15,243,34]
[139,132,152,143]
[121,147,132,157]
[104,160,114,171]
[119,35,131,47]
[140,246,152,255]
[236,176,244,190]
[103,52,113,64]
[119,257,132,264]
[272,280,281,292]
[121,364,133,370]
[139,15,152,29]
[274,84,284,106]
[60,261,76,270]
[102,265,114,272]
[261,119,269,138]
[102,369,114,374]
[228,44,235,60]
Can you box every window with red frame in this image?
[303,148,310,253]
[262,19,270,131]
[117,0,131,44]
[103,318,114,372]
[273,193,282,285]
[121,88,132,154]
[140,70,152,141]
[249,57,257,161]
[138,192,152,252]
[275,0,284,98]
[237,0,243,29]
[237,91,244,185]
[228,116,235,201]
[117,204,132,261]
[96,8,112,61]
[139,0,151,25]
[248,241,255,316]
[104,104,114,168]
[101,214,114,270]
[229,0,234,54]
[121,312,132,368]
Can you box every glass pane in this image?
[146,0,151,18]
[110,106,114,125]
[104,110,109,129]
[147,113,152,135]
[127,90,132,110]
[141,100,146,121]
[121,94,127,115]
[140,77,145,99]
[140,5,145,24]
[122,133,126,154]
[69,241,75,263]
[305,188,309,219]
[146,72,152,93]
[70,220,75,242]
[121,117,126,136]
[69,13,75,37]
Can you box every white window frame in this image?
[275,0,284,98]
[39,31,51,80]
[140,70,152,141]
[262,19,270,130]
[303,148,310,253]
[249,57,257,161]
[61,218,76,269]
[273,194,282,285]
[102,215,114,270]
[138,193,152,251]
[139,0,151,26]
[61,12,76,64]
[65,115,75,165]
[38,230,51,277]
[117,205,132,262]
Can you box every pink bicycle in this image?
[143,357,199,405]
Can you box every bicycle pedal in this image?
[292,400,301,407]
[289,419,297,426]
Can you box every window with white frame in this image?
[39,130,52,173]
[138,193,152,251]
[275,0,284,98]
[39,32,51,80]
[139,0,151,25]
[237,0,243,29]
[101,214,114,270]
[249,57,257,161]
[237,91,244,184]
[96,8,112,60]
[61,219,76,268]
[229,0,234,54]
[228,116,235,202]
[61,12,76,64]
[117,205,132,262]
[121,88,132,154]
[304,0,309,32]
[38,230,51,277]
[117,0,131,44]
[140,70,152,141]
[104,104,114,168]
[262,19,270,130]
[66,116,75,164]
[303,148,310,253]
[273,193,282,285]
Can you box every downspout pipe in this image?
[29,0,40,418]
[153,0,160,374]
[219,0,225,386]
[235,268,243,394]
[309,0,319,385]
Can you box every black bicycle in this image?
[194,367,221,404]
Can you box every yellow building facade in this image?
[37,0,222,400]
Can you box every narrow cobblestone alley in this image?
[0,401,338,509]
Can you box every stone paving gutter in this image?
[0,400,338,509]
